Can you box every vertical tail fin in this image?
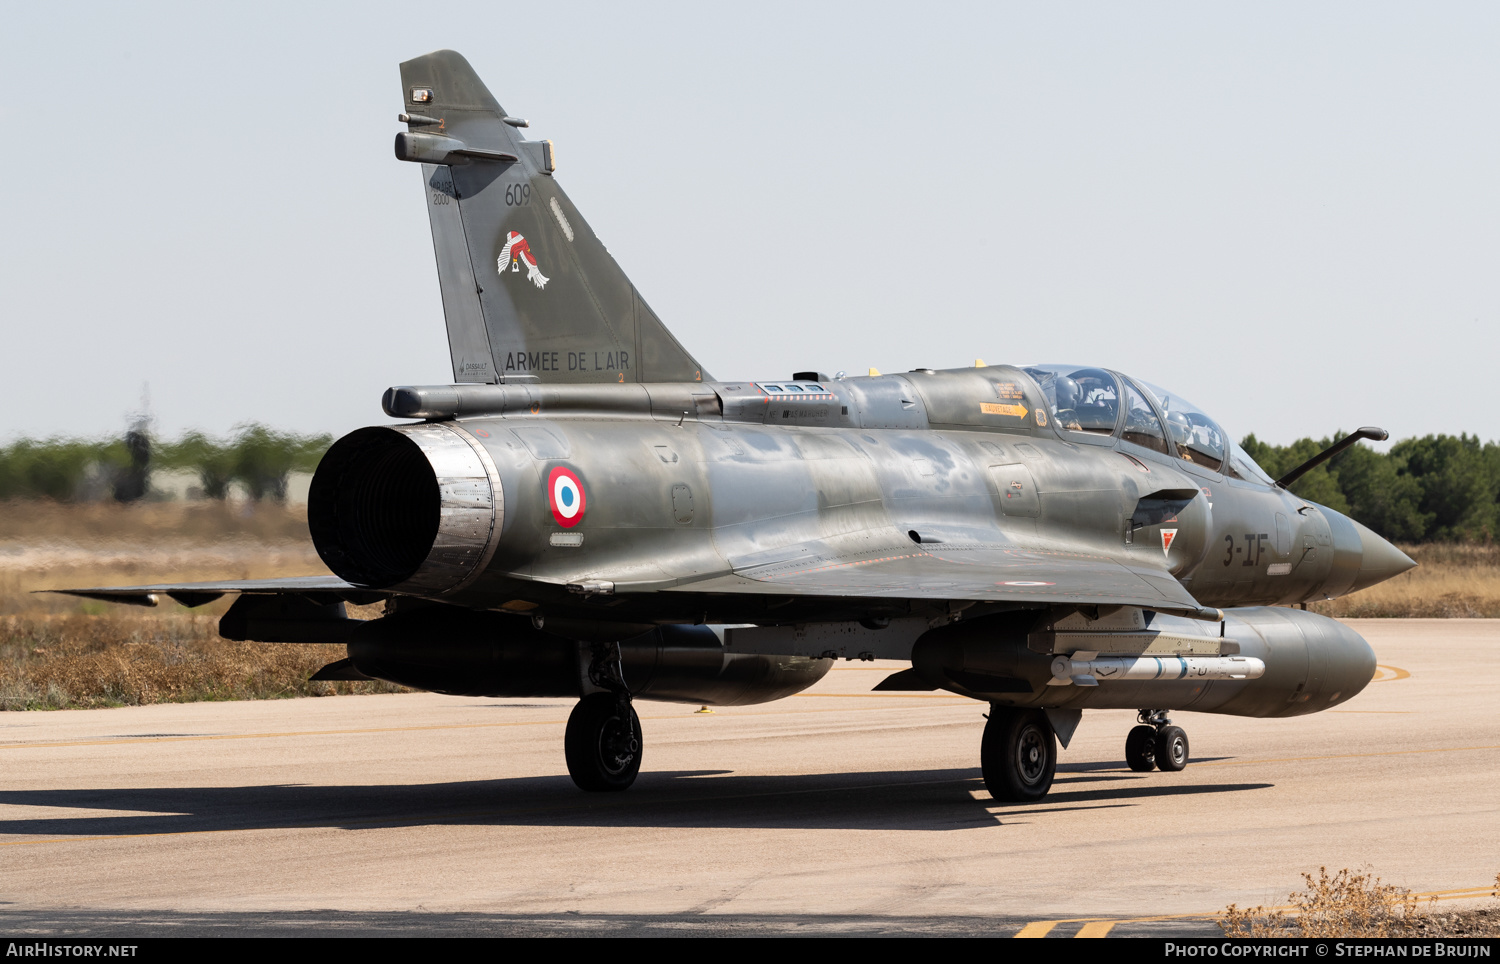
[397,50,709,385]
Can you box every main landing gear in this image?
[1125,709,1189,773]
[565,641,642,792]
[981,707,1057,802]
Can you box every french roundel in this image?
[548,466,587,528]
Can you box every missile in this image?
[1049,653,1266,687]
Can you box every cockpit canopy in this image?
[1022,364,1274,484]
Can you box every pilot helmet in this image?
[1165,410,1192,445]
[1054,376,1081,411]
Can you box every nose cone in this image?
[1324,511,1417,598]
[1346,519,1417,594]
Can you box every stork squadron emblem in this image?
[498,231,549,289]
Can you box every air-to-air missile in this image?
[59,50,1415,802]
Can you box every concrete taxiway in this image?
[1,619,1496,937]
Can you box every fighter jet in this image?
[59,50,1416,802]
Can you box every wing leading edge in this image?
[668,544,1221,621]
[45,576,384,609]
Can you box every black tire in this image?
[1155,725,1189,772]
[565,693,642,792]
[981,708,1056,802]
[1125,724,1158,772]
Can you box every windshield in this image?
[1227,442,1277,485]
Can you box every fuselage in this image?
[312,364,1413,626]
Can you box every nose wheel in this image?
[1126,710,1190,772]
[981,707,1057,802]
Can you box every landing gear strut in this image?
[565,641,641,792]
[1126,709,1189,773]
[981,707,1057,802]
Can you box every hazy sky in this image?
[3,2,1497,449]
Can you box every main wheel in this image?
[1125,724,1158,771]
[1155,725,1189,772]
[565,693,642,792]
[981,708,1057,802]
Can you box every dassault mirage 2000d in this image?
[60,50,1416,802]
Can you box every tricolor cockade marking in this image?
[548,466,586,528]
[499,231,549,289]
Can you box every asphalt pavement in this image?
[1,619,1494,938]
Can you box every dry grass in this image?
[1221,867,1432,938]
[1312,543,1500,618]
[0,498,312,544]
[1223,869,1500,939]
[0,500,405,708]
[0,612,404,709]
[0,499,324,617]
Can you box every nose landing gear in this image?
[1126,709,1189,773]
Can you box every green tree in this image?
[1328,443,1428,541]
[158,431,235,500]
[229,424,332,502]
[1391,434,1499,542]
[0,437,109,500]
[231,424,297,502]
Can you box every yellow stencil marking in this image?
[1012,921,1057,938]
[1074,920,1117,938]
